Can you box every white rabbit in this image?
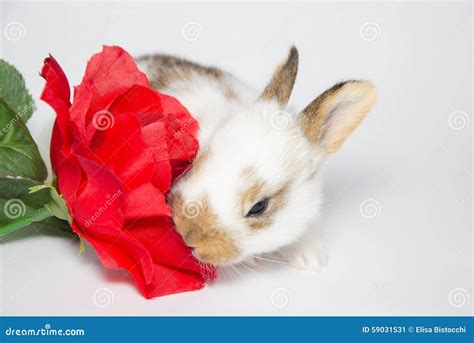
[136,47,376,271]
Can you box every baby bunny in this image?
[137,47,376,271]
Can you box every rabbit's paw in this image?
[281,239,328,272]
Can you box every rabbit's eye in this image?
[246,199,269,217]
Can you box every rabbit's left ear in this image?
[298,80,376,156]
[259,46,299,107]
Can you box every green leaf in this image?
[0,178,72,235]
[0,98,48,181]
[0,59,35,122]
[26,216,74,236]
[0,178,50,225]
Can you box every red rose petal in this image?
[141,122,172,193]
[106,85,164,126]
[40,55,72,151]
[126,217,216,281]
[150,154,172,193]
[49,122,82,205]
[74,222,155,287]
[40,55,70,105]
[71,46,149,140]
[160,93,199,136]
[91,112,154,189]
[74,156,125,229]
[160,93,199,162]
[143,264,206,299]
[123,183,171,220]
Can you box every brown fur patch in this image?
[240,183,265,213]
[171,194,238,265]
[259,46,299,106]
[297,80,376,155]
[138,54,222,88]
[137,54,239,101]
[240,179,290,231]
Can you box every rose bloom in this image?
[40,46,215,298]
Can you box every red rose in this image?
[40,46,216,298]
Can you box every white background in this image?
[0,1,472,316]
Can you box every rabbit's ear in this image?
[298,80,376,156]
[259,46,298,107]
